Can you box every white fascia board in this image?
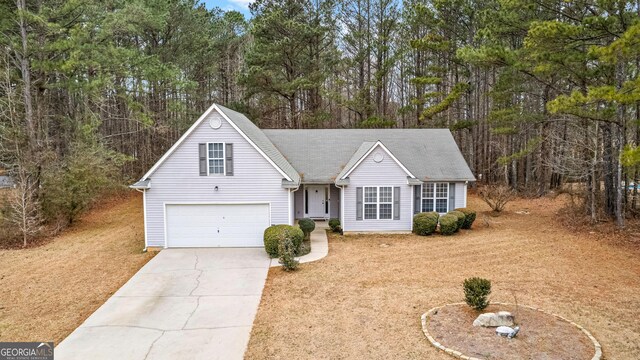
[341,141,416,180]
[140,103,218,181]
[212,104,293,182]
[139,103,293,182]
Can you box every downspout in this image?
[290,183,301,225]
[134,188,148,252]
[333,183,344,233]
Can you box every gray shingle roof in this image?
[216,105,301,183]
[263,129,475,183]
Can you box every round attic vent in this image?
[210,116,222,129]
[373,152,384,163]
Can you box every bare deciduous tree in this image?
[478,185,515,214]
[7,170,42,247]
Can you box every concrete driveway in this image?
[55,248,270,360]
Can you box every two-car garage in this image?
[165,203,270,248]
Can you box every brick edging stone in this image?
[420,302,602,360]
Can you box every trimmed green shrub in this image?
[278,237,299,271]
[448,210,466,230]
[263,225,304,258]
[298,218,316,240]
[455,208,477,229]
[412,212,439,236]
[463,277,491,311]
[328,218,341,232]
[439,214,459,235]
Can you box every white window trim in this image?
[421,182,449,214]
[207,142,226,176]
[363,186,394,220]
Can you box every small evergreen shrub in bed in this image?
[463,277,491,311]
[412,212,439,236]
[263,225,304,258]
[455,208,476,229]
[439,214,459,235]
[328,218,341,232]
[448,210,466,230]
[278,237,299,271]
[298,218,316,240]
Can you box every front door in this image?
[306,185,328,218]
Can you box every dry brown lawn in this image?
[246,195,640,360]
[0,193,154,344]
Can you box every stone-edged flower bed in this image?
[421,302,602,360]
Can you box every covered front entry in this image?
[305,185,329,219]
[165,203,270,247]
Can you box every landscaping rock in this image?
[472,311,514,327]
[496,326,520,338]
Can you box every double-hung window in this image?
[208,143,225,175]
[422,183,449,213]
[364,186,393,220]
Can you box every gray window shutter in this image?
[225,143,234,176]
[449,183,456,211]
[198,143,207,176]
[413,185,421,214]
[393,187,400,220]
[356,187,363,220]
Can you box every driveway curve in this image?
[56,248,270,360]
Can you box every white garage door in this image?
[165,204,269,247]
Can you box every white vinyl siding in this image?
[343,149,412,232]
[144,110,290,247]
[207,142,225,174]
[422,182,449,213]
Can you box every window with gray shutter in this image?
[198,143,207,176]
[356,187,363,220]
[393,187,400,220]
[413,185,421,214]
[449,183,456,211]
[225,143,233,176]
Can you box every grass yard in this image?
[0,193,154,344]
[246,194,640,359]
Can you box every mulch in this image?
[428,303,595,360]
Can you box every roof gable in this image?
[138,104,299,183]
[337,141,415,180]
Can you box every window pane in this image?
[379,204,392,219]
[422,199,434,212]
[379,187,392,203]
[422,184,434,198]
[364,204,377,219]
[364,187,377,203]
[214,143,224,159]
[207,143,225,174]
[435,199,448,213]
[210,159,224,174]
[436,183,448,198]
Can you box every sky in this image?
[202,0,252,17]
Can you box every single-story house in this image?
[131,103,475,249]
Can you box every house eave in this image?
[335,178,350,186]
[281,179,300,189]
[129,179,151,190]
